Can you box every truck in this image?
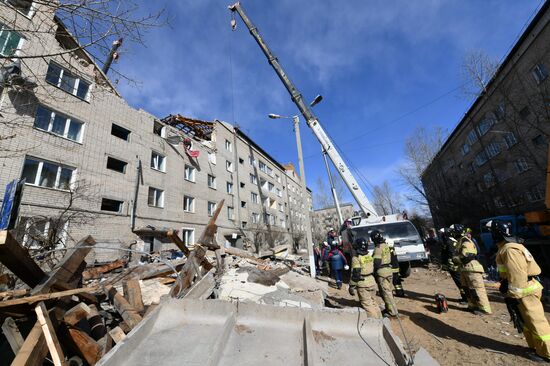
[229,2,427,278]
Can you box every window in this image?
[34,105,84,142]
[533,135,546,146]
[248,156,256,166]
[240,182,245,188]
[250,174,257,184]
[277,188,282,197]
[474,151,488,166]
[5,0,33,16]
[526,185,544,202]
[184,165,195,182]
[182,229,194,246]
[111,123,130,141]
[150,151,166,172]
[207,174,216,189]
[226,160,233,172]
[227,206,234,220]
[0,24,22,56]
[515,157,529,173]
[153,120,166,137]
[208,153,217,165]
[252,213,259,224]
[276,174,281,183]
[467,130,478,145]
[241,221,247,229]
[239,157,244,164]
[476,118,494,137]
[494,103,506,121]
[461,143,470,156]
[45,62,90,99]
[183,196,195,212]
[267,166,273,176]
[241,201,247,208]
[148,187,164,208]
[225,139,232,152]
[259,161,267,173]
[483,172,495,188]
[101,198,123,213]
[106,157,127,173]
[485,142,500,158]
[504,132,518,148]
[207,201,216,216]
[278,203,284,212]
[251,192,258,204]
[531,64,548,84]
[21,157,74,190]
[268,182,274,192]
[226,181,233,194]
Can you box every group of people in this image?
[431,220,549,362]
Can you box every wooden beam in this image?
[184,269,215,300]
[0,230,45,288]
[104,285,142,330]
[0,288,28,300]
[108,326,126,344]
[196,199,224,250]
[35,302,66,366]
[122,279,144,313]
[166,230,213,271]
[0,286,99,308]
[82,258,126,280]
[62,303,91,326]
[11,320,48,366]
[67,328,101,365]
[2,317,24,355]
[31,235,96,295]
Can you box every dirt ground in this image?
[325,265,549,366]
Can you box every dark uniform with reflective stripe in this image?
[374,242,398,316]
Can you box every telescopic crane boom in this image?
[229,2,378,219]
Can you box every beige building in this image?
[310,203,355,244]
[422,2,550,229]
[0,1,312,261]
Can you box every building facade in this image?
[0,1,313,261]
[310,203,355,244]
[422,3,550,230]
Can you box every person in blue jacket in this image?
[328,244,349,289]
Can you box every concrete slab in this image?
[97,299,418,366]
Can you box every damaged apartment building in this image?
[0,1,313,262]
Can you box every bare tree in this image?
[459,50,499,99]
[372,180,402,216]
[397,126,447,208]
[313,168,346,209]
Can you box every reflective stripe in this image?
[509,281,543,297]
[463,250,477,254]
[536,334,550,341]
[497,265,506,273]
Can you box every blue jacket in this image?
[329,248,347,270]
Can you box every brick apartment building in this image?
[0,1,312,261]
[310,203,355,244]
[422,2,550,230]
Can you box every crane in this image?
[229,2,378,220]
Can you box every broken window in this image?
[5,0,33,16]
[239,157,244,164]
[101,198,123,213]
[150,151,166,172]
[0,23,22,56]
[21,157,74,190]
[241,221,247,229]
[45,62,90,99]
[240,182,245,188]
[34,105,84,142]
[106,157,127,173]
[241,201,247,208]
[111,123,130,141]
[153,120,166,137]
[148,187,164,208]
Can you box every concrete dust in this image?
[326,266,549,366]
[313,330,336,343]
[234,324,254,334]
[238,266,289,286]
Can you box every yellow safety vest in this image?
[350,254,376,288]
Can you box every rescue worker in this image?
[450,224,492,315]
[372,230,398,317]
[490,220,550,362]
[349,238,382,318]
[389,243,405,297]
[440,227,468,304]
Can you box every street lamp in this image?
[268,113,316,277]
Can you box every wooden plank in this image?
[99,332,113,357]
[0,289,28,300]
[104,285,142,330]
[82,258,126,280]
[11,320,48,366]
[0,230,46,288]
[184,269,215,300]
[0,286,98,308]
[167,230,213,271]
[67,328,101,365]
[63,303,91,326]
[108,326,126,344]
[2,317,24,354]
[196,199,225,250]
[122,278,144,313]
[31,235,96,295]
[35,302,66,366]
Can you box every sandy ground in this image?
[325,265,549,366]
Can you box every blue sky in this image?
[114,0,543,210]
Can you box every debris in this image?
[35,301,66,366]
[108,326,126,344]
[83,259,126,280]
[122,279,144,313]
[2,317,24,354]
[12,319,48,365]
[0,230,46,287]
[0,286,99,308]
[104,285,142,330]
[63,303,92,326]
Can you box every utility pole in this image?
[322,148,344,227]
[293,116,316,277]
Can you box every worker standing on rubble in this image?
[490,220,550,362]
[372,230,398,317]
[328,243,348,289]
[440,228,468,304]
[349,238,382,318]
[450,224,492,315]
